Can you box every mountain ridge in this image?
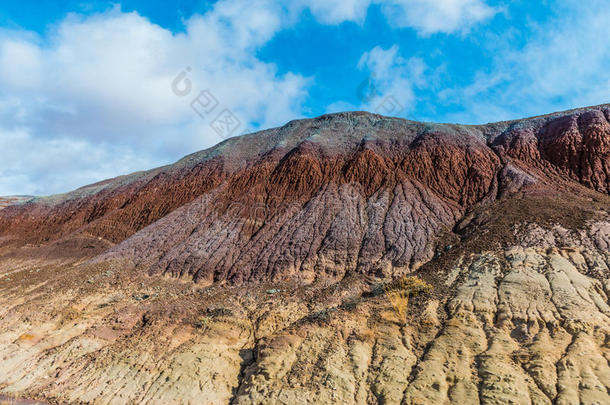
[0,104,608,404]
[18,103,610,204]
[0,104,607,285]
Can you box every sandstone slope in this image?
[0,105,608,404]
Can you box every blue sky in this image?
[0,0,608,195]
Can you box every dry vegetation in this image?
[384,276,433,324]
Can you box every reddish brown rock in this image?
[0,106,608,284]
[0,196,33,211]
[491,106,610,193]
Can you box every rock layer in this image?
[2,105,608,284]
[0,105,608,404]
[0,197,33,211]
[0,214,608,404]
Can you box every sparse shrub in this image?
[194,316,209,332]
[205,307,233,317]
[385,289,409,323]
[384,276,433,324]
[304,307,337,324]
[193,307,232,332]
[58,306,81,326]
[341,298,359,310]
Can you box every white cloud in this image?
[0,39,43,90]
[377,0,497,35]
[0,0,499,196]
[512,2,610,108]
[352,45,427,117]
[0,1,309,195]
[0,128,152,196]
[438,0,610,123]
[295,0,372,24]
[296,0,497,33]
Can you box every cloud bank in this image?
[436,0,610,123]
[0,0,499,195]
[3,0,606,196]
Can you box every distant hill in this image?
[0,196,34,210]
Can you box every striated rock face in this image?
[491,108,610,194]
[0,208,608,405]
[232,242,610,405]
[0,105,608,404]
[0,197,33,211]
[1,105,608,285]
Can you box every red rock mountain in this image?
[0,196,33,211]
[0,105,608,285]
[0,105,609,405]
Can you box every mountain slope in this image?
[1,105,608,284]
[0,105,608,405]
[0,196,33,211]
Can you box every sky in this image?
[0,0,608,196]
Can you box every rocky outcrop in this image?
[96,105,608,284]
[0,216,607,404]
[0,197,33,211]
[0,107,608,285]
[490,106,610,194]
[0,105,608,404]
[3,106,606,285]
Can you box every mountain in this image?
[0,105,608,404]
[1,106,608,282]
[0,196,33,211]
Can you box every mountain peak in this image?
[0,104,608,404]
[0,104,607,284]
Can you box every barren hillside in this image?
[0,105,608,404]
